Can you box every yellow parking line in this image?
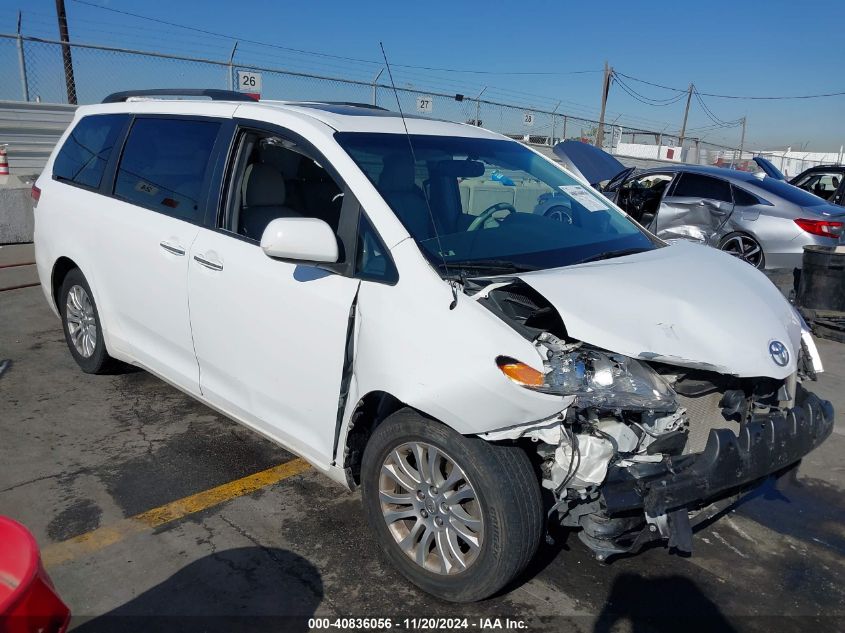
[41,458,311,568]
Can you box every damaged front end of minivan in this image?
[472,275,834,561]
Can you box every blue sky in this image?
[2,0,844,150]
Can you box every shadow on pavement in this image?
[735,471,845,555]
[72,546,322,633]
[594,573,736,633]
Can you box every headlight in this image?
[498,347,677,412]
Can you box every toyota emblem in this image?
[769,341,790,367]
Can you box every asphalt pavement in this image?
[1,282,843,633]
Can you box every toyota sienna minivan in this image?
[34,89,834,602]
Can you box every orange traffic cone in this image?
[0,146,9,176]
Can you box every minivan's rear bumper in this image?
[600,387,834,517]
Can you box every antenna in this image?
[379,42,459,310]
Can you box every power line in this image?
[612,73,685,103]
[613,71,686,93]
[612,73,686,106]
[615,69,845,100]
[9,13,615,124]
[687,123,741,134]
[10,4,762,142]
[53,3,715,132]
[607,71,742,134]
[69,0,383,65]
[693,88,743,127]
[70,0,601,77]
[392,66,601,76]
[614,81,682,108]
[699,88,845,100]
[3,7,566,92]
[606,71,745,144]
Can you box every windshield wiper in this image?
[438,259,537,278]
[575,247,652,265]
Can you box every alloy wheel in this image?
[720,234,764,268]
[378,442,484,575]
[65,285,97,358]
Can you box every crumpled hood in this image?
[516,242,802,379]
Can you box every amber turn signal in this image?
[496,357,545,387]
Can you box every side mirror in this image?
[260,217,339,263]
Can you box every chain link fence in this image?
[0,32,839,177]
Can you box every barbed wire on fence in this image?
[0,32,838,176]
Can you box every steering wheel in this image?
[627,189,656,219]
[468,202,516,231]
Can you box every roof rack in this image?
[102,89,258,104]
[305,101,389,111]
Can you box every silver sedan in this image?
[543,141,845,269]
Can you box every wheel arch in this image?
[343,390,423,488]
[341,388,540,489]
[723,226,764,243]
[51,256,80,310]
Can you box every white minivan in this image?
[34,89,833,602]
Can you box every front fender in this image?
[347,242,567,439]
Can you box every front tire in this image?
[361,409,543,602]
[59,268,117,374]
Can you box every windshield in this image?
[336,133,658,274]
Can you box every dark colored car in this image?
[790,165,845,206]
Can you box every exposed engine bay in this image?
[472,278,833,560]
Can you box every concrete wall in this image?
[0,176,34,244]
[615,143,683,162]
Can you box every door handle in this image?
[159,240,186,256]
[193,254,224,271]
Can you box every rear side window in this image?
[53,114,127,189]
[756,176,831,207]
[732,186,761,206]
[672,172,732,203]
[114,118,221,222]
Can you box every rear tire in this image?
[361,408,543,602]
[718,231,765,269]
[59,268,118,374]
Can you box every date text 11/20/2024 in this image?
[308,617,529,630]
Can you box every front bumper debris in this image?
[579,387,833,560]
[601,388,833,516]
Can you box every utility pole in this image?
[678,83,694,150]
[595,61,612,148]
[738,116,747,167]
[549,101,561,146]
[227,42,239,91]
[371,68,384,106]
[55,0,77,104]
[656,125,667,160]
[16,11,29,102]
[474,87,487,127]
